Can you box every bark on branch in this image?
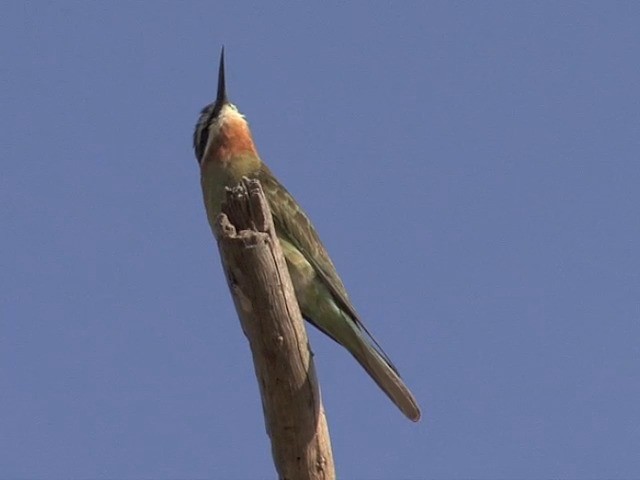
[213,177,335,480]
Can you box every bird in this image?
[193,48,421,422]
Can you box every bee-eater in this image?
[194,49,421,422]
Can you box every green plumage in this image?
[201,160,420,421]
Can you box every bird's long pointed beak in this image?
[216,47,228,106]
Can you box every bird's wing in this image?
[257,165,398,371]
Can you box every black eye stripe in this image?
[193,103,215,162]
[197,119,209,161]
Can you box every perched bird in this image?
[193,48,421,422]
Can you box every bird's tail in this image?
[343,322,421,422]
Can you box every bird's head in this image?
[193,47,256,165]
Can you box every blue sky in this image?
[1,2,639,479]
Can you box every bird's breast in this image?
[200,153,263,229]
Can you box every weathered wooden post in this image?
[213,177,335,480]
